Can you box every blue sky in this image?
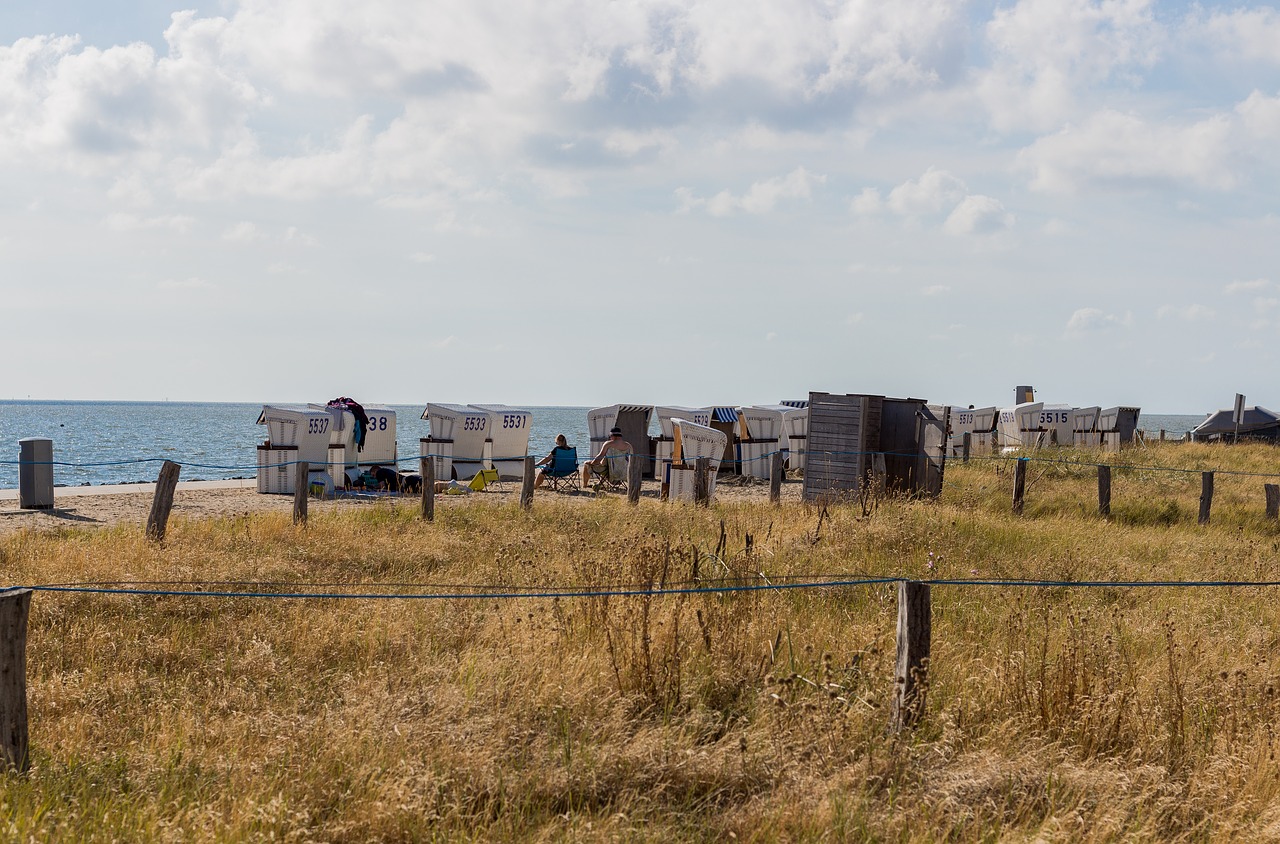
[2,0,1278,413]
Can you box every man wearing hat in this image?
[582,426,634,489]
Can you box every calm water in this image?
[0,403,593,488]
[0,402,1207,489]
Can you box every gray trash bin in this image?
[18,438,54,510]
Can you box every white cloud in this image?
[683,167,824,217]
[602,129,676,158]
[1197,7,1280,65]
[1066,307,1130,332]
[850,187,882,215]
[943,195,1014,235]
[845,312,864,325]
[104,212,194,233]
[921,284,950,296]
[1156,304,1214,321]
[857,168,1012,237]
[886,167,966,216]
[0,18,259,169]
[221,221,263,242]
[1225,278,1269,294]
[409,252,437,263]
[1018,109,1236,193]
[976,0,1162,132]
[284,227,318,246]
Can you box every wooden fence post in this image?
[421,457,434,522]
[1012,458,1027,515]
[1265,483,1279,521]
[962,432,971,464]
[694,457,711,506]
[1097,464,1111,517]
[520,456,535,509]
[627,455,642,505]
[0,589,31,772]
[292,461,309,526]
[891,581,931,732]
[1199,471,1214,525]
[146,460,181,541]
[769,451,784,505]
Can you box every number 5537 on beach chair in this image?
[542,447,579,493]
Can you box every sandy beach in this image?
[0,474,802,535]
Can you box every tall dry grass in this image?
[0,441,1279,840]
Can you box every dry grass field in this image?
[1,441,1279,841]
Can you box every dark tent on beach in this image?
[1190,406,1280,442]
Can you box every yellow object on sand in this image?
[468,468,500,491]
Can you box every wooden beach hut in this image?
[801,392,947,503]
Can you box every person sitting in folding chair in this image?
[582,427,632,491]
[535,435,579,490]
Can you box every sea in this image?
[0,402,1207,490]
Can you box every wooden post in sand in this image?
[1012,458,1027,515]
[696,458,716,504]
[627,455,642,505]
[293,461,309,526]
[0,589,30,772]
[146,460,181,541]
[421,457,435,522]
[769,451,784,505]
[1264,484,1278,521]
[1097,465,1111,517]
[520,456,535,509]
[1199,472,1214,525]
[891,581,930,732]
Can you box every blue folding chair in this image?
[542,447,580,493]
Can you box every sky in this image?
[2,0,1278,413]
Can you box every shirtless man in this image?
[582,426,633,488]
